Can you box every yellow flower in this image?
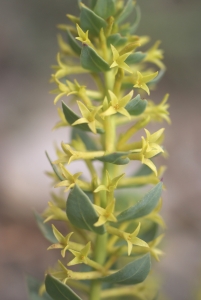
[145,41,165,70]
[52,108,69,130]
[76,24,91,45]
[94,199,117,227]
[68,242,91,266]
[42,202,68,223]
[145,93,170,124]
[101,90,133,119]
[47,225,74,257]
[148,234,165,261]
[72,101,103,134]
[110,45,133,73]
[52,75,70,104]
[134,71,158,95]
[54,163,82,192]
[94,170,124,193]
[122,223,149,256]
[129,128,164,175]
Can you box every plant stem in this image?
[89,233,108,300]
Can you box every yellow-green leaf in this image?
[103,254,151,284]
[117,182,163,222]
[45,275,82,300]
[66,30,81,55]
[125,94,147,116]
[80,45,110,73]
[66,185,106,234]
[80,5,107,35]
[94,0,115,19]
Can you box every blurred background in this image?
[0,0,201,299]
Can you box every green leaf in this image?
[66,30,81,55]
[80,45,110,73]
[117,182,163,223]
[97,152,129,165]
[34,211,57,244]
[107,34,127,47]
[45,274,82,300]
[71,128,99,151]
[125,94,147,116]
[62,101,104,134]
[125,52,146,64]
[130,5,141,34]
[45,151,64,181]
[103,254,151,285]
[90,0,97,9]
[27,276,52,300]
[80,5,107,35]
[66,185,106,234]
[94,0,115,19]
[139,222,159,243]
[133,164,153,177]
[116,0,134,24]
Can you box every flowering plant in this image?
[28,1,170,299]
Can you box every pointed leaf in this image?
[116,0,134,24]
[71,128,99,151]
[34,211,57,244]
[107,34,127,47]
[125,94,147,116]
[62,102,104,133]
[80,5,107,35]
[125,52,146,64]
[46,151,64,181]
[103,254,151,285]
[80,45,110,73]
[45,275,82,300]
[133,164,153,177]
[27,276,52,300]
[66,185,106,234]
[97,152,129,165]
[130,5,141,34]
[94,0,115,19]
[66,30,81,55]
[139,222,159,243]
[117,182,163,222]
[90,0,97,9]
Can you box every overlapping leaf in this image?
[103,254,151,285]
[66,185,106,234]
[117,182,163,222]
[45,275,82,300]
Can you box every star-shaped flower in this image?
[43,201,68,223]
[47,225,74,257]
[145,41,165,70]
[110,45,133,73]
[129,128,164,175]
[76,24,91,45]
[122,223,149,256]
[93,199,117,227]
[134,71,158,95]
[68,242,91,266]
[144,93,170,124]
[66,79,86,97]
[94,170,124,193]
[72,101,102,134]
[101,90,133,119]
[52,108,69,130]
[54,163,82,192]
[52,76,70,104]
[148,234,165,261]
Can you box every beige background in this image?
[1,0,201,299]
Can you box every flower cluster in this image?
[31,1,170,300]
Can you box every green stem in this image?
[89,233,108,300]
